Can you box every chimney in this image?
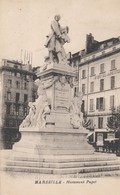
[85,33,94,54]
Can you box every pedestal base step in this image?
[3,164,120,175]
[5,159,120,169]
[2,153,120,175]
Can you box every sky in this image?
[0,0,120,66]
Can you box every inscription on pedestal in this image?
[54,80,70,110]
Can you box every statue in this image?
[31,79,50,128]
[44,14,70,64]
[20,102,36,128]
[70,92,84,129]
[20,77,58,129]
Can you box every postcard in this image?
[0,0,120,195]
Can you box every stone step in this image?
[3,164,120,175]
[35,149,93,155]
[14,148,93,155]
[14,139,92,148]
[12,153,117,163]
[68,170,120,178]
[5,159,120,169]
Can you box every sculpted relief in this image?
[20,76,85,130]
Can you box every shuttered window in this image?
[96,97,105,110]
[100,79,104,91]
[110,95,114,109]
[111,76,115,89]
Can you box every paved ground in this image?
[1,150,120,195]
[1,171,120,195]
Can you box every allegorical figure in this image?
[70,92,84,129]
[20,77,58,129]
[44,14,70,64]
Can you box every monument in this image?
[3,15,97,175]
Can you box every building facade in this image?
[0,59,36,149]
[79,36,120,129]
[69,34,120,129]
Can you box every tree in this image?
[107,106,120,132]
[107,106,120,156]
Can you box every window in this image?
[12,105,16,115]
[14,72,20,77]
[14,65,18,69]
[24,75,27,80]
[81,100,85,113]
[16,81,20,88]
[6,119,14,127]
[100,63,104,73]
[96,97,105,110]
[111,60,115,70]
[100,79,104,91]
[91,67,95,76]
[90,99,94,111]
[24,94,28,102]
[76,60,79,66]
[112,47,116,51]
[6,104,11,114]
[90,82,94,92]
[23,106,27,116]
[98,117,103,129]
[15,105,19,115]
[17,73,20,77]
[8,71,12,76]
[24,82,27,89]
[16,93,20,102]
[74,87,79,97]
[7,92,11,100]
[111,76,115,89]
[82,84,85,94]
[82,70,86,79]
[72,61,76,67]
[8,79,12,88]
[110,95,115,109]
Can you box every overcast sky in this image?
[0,0,120,66]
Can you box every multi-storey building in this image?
[0,59,36,149]
[70,34,120,129]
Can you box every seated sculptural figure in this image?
[20,77,58,129]
[30,79,50,128]
[20,102,36,128]
[44,14,70,64]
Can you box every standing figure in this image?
[45,14,70,64]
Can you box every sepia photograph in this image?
[0,0,120,194]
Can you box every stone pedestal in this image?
[13,63,94,156]
[37,63,76,112]
[13,127,93,159]
[5,63,95,174]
